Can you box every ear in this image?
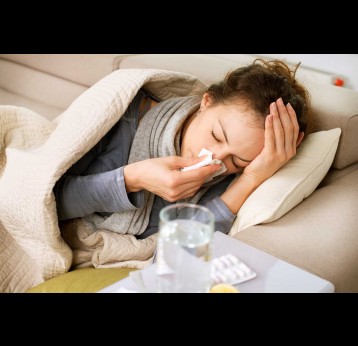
[200,92,213,109]
[296,132,305,147]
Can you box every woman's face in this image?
[181,94,265,175]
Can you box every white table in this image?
[99,231,334,293]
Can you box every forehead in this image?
[213,101,256,122]
[215,104,265,157]
[214,103,260,130]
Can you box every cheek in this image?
[221,158,235,175]
[221,158,246,175]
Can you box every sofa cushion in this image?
[234,164,358,292]
[26,267,134,293]
[319,162,358,188]
[229,128,341,234]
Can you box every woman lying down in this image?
[55,59,311,240]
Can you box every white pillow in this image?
[229,128,341,236]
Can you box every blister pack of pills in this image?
[211,253,257,286]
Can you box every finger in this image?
[169,155,208,169]
[287,103,300,148]
[166,175,209,201]
[177,164,221,186]
[276,98,294,155]
[264,114,275,153]
[176,186,201,200]
[163,185,200,202]
[271,102,284,153]
[179,164,222,183]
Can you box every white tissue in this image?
[182,148,227,182]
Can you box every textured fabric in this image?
[230,128,341,235]
[26,267,134,293]
[61,223,158,270]
[234,165,358,292]
[0,68,207,292]
[0,220,44,293]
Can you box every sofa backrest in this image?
[304,80,358,169]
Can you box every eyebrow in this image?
[218,119,253,163]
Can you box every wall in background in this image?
[257,54,358,90]
[209,54,358,90]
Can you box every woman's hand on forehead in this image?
[241,98,301,185]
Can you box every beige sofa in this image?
[1,54,357,292]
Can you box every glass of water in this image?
[156,203,214,293]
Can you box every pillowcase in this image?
[229,128,341,236]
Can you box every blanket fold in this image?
[0,69,207,292]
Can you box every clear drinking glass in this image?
[156,203,215,293]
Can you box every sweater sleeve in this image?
[54,166,144,220]
[198,175,236,234]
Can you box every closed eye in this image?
[211,130,221,142]
[232,156,241,170]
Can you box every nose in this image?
[211,146,229,161]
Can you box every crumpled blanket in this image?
[0,68,206,292]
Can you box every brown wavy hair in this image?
[206,59,312,135]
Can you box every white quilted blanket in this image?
[0,69,206,292]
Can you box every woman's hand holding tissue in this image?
[124,156,221,202]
